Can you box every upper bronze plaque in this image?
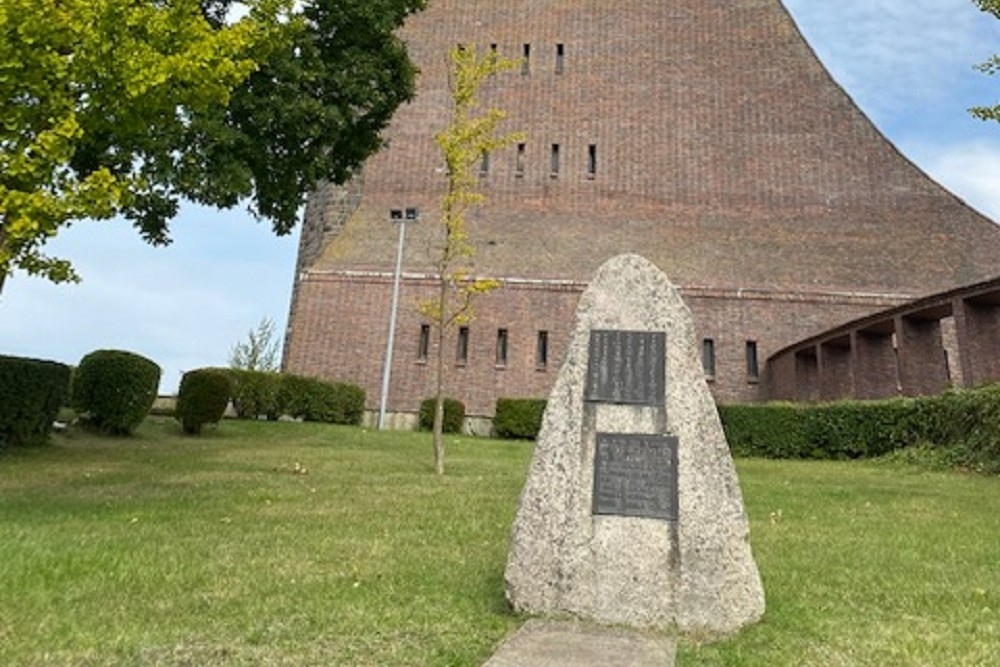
[585,330,666,405]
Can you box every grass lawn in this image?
[2,418,999,665]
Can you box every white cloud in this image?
[901,138,1000,221]
[784,0,1000,123]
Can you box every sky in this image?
[2,0,1000,393]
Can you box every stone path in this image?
[482,620,676,667]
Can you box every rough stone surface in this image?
[482,620,675,667]
[504,254,765,637]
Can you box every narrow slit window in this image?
[496,328,508,367]
[490,43,498,54]
[522,44,531,75]
[550,144,560,177]
[536,330,549,369]
[555,43,565,74]
[702,338,716,378]
[515,143,525,177]
[746,340,759,381]
[418,324,430,363]
[457,326,470,366]
[587,144,597,178]
[479,151,490,177]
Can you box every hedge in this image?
[718,384,1000,472]
[494,398,547,439]
[419,397,466,434]
[278,375,365,425]
[228,369,282,420]
[72,350,160,435]
[0,355,72,446]
[176,368,233,435]
[487,385,1000,473]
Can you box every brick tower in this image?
[283,0,1000,424]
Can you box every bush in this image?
[0,355,72,447]
[718,403,810,458]
[419,397,465,434]
[278,374,366,425]
[493,398,547,439]
[228,369,282,420]
[926,385,1000,473]
[72,350,160,435]
[176,368,233,435]
[719,385,1000,472]
[720,400,914,460]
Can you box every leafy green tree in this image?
[972,1,1000,121]
[230,317,281,372]
[419,45,524,475]
[0,0,424,294]
[0,0,284,293]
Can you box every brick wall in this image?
[284,0,1000,414]
[284,271,908,414]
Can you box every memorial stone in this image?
[504,254,765,636]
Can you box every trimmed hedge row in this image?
[0,355,72,446]
[718,400,916,460]
[280,375,365,425]
[489,386,1000,473]
[719,384,1000,472]
[229,369,282,420]
[226,370,365,426]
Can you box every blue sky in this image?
[2,0,1000,393]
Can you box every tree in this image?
[0,0,284,293]
[419,45,524,475]
[230,317,281,371]
[0,0,425,294]
[972,1,1000,122]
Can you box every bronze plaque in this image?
[585,330,665,406]
[593,433,678,521]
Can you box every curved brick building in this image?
[283,0,1000,424]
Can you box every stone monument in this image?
[504,254,765,636]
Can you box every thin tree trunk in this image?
[432,276,448,475]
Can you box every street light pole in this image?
[378,207,418,430]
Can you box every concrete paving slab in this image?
[482,619,676,667]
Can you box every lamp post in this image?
[378,207,419,430]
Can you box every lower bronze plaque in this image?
[593,433,678,521]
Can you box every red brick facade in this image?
[284,0,1000,418]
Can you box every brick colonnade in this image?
[766,277,1000,401]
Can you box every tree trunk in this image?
[432,318,446,475]
[432,277,448,475]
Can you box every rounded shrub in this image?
[72,350,161,435]
[493,398,547,439]
[419,397,466,434]
[176,368,233,435]
[0,355,72,446]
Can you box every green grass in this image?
[680,459,1000,666]
[0,419,532,666]
[2,420,1000,665]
